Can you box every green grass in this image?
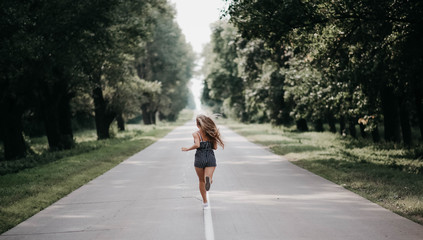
[218,118,423,225]
[0,110,193,234]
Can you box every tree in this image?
[202,21,245,119]
[0,0,119,155]
[0,0,188,159]
[80,0,168,137]
[224,0,423,144]
[136,4,195,123]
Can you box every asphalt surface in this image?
[1,121,423,240]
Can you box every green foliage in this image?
[136,5,195,122]
[236,39,287,124]
[201,21,244,118]
[0,0,194,158]
[202,21,289,124]
[210,0,423,144]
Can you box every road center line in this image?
[204,192,215,240]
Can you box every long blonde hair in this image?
[196,114,224,149]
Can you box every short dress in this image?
[194,132,217,168]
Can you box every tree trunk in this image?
[372,126,380,142]
[415,89,423,141]
[43,104,62,150]
[367,91,380,142]
[327,114,337,133]
[399,98,412,146]
[359,123,367,138]
[150,111,156,124]
[141,105,151,125]
[141,105,156,125]
[42,106,74,150]
[58,93,74,149]
[0,114,3,143]
[348,118,357,138]
[155,111,160,124]
[381,86,401,142]
[117,113,125,131]
[314,119,324,132]
[92,85,115,139]
[40,81,75,150]
[339,116,346,135]
[296,119,308,131]
[2,106,27,160]
[91,70,116,140]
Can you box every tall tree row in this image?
[136,5,195,124]
[202,0,423,145]
[0,0,195,160]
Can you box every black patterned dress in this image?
[194,132,217,168]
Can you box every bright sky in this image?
[170,0,227,110]
[170,0,226,53]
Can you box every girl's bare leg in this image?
[195,167,207,203]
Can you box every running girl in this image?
[181,114,224,209]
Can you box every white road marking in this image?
[204,192,215,240]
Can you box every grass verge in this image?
[0,110,192,234]
[218,118,423,225]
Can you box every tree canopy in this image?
[0,0,195,160]
[202,0,423,145]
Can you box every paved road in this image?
[2,122,423,240]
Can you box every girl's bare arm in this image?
[181,133,200,151]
